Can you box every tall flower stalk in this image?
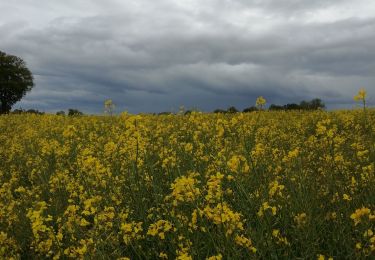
[354,88,368,130]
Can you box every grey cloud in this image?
[1,0,374,113]
[230,0,353,15]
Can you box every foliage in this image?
[68,109,83,116]
[243,106,258,113]
[11,108,44,115]
[269,98,325,111]
[301,98,326,110]
[227,106,238,113]
[284,103,301,110]
[213,109,226,114]
[269,104,284,111]
[215,98,324,113]
[0,51,34,113]
[158,111,172,115]
[0,109,374,259]
[56,111,66,116]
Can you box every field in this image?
[0,110,374,259]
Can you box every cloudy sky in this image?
[1,0,375,113]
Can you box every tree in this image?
[284,103,301,110]
[11,108,25,114]
[25,109,44,115]
[68,109,83,116]
[227,106,238,113]
[243,106,258,113]
[268,104,283,111]
[299,99,325,110]
[213,109,226,114]
[158,111,172,115]
[299,100,310,110]
[0,51,34,113]
[56,111,66,116]
[309,98,325,110]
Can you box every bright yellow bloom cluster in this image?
[26,202,55,255]
[147,220,173,240]
[167,172,200,206]
[353,88,367,102]
[203,203,244,236]
[268,180,285,197]
[227,155,249,174]
[363,229,375,253]
[120,221,143,245]
[317,254,333,260]
[256,96,267,108]
[257,202,277,217]
[235,234,257,253]
[207,253,223,260]
[272,229,290,246]
[205,172,225,203]
[350,207,373,226]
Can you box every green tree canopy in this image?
[0,51,34,113]
[68,109,83,116]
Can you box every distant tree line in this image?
[213,98,325,114]
[9,98,325,116]
[269,98,325,111]
[56,109,84,116]
[11,108,45,115]
[10,108,84,116]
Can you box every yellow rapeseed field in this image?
[0,108,374,259]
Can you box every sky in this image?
[1,0,375,114]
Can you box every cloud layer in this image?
[1,0,375,113]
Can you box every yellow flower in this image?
[235,234,257,253]
[350,207,372,226]
[227,155,241,172]
[317,254,333,260]
[227,155,249,174]
[121,221,143,244]
[79,217,90,227]
[272,229,289,246]
[203,202,244,236]
[268,180,285,197]
[147,220,173,239]
[207,253,223,260]
[257,202,277,217]
[205,172,225,203]
[364,229,374,237]
[256,96,266,108]
[343,194,352,201]
[294,212,307,227]
[167,172,200,206]
[353,88,367,102]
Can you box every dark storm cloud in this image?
[1,0,375,113]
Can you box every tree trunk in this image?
[0,99,10,114]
